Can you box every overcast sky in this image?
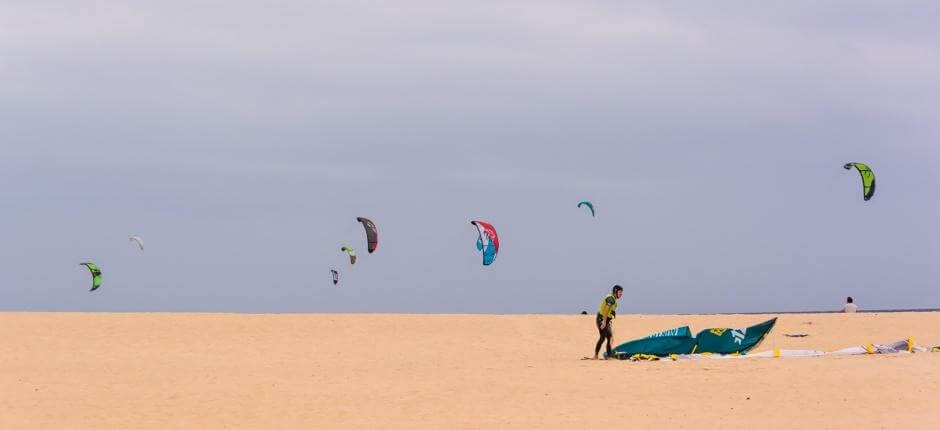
[2,1,939,313]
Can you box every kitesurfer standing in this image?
[593,285,623,359]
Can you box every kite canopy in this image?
[80,262,102,292]
[341,246,357,264]
[577,201,595,217]
[608,318,777,359]
[356,217,378,253]
[843,162,875,201]
[470,220,499,266]
[330,269,339,285]
[129,235,144,251]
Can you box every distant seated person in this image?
[842,296,858,313]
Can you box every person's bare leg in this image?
[594,335,604,359]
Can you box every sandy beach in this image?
[2,312,939,429]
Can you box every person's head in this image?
[612,285,623,299]
[846,296,853,304]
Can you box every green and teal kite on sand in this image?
[80,262,102,292]
[844,162,875,201]
[607,318,777,359]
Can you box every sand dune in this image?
[2,312,939,429]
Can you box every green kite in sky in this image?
[341,246,357,264]
[80,262,102,292]
[843,162,875,201]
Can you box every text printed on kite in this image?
[843,162,876,201]
[80,263,103,292]
[470,220,499,266]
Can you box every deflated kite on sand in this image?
[606,318,940,361]
[607,318,777,359]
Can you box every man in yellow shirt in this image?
[594,285,623,359]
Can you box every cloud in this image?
[1,1,938,312]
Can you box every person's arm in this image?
[604,296,616,319]
[599,296,616,328]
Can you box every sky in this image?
[2,1,939,313]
